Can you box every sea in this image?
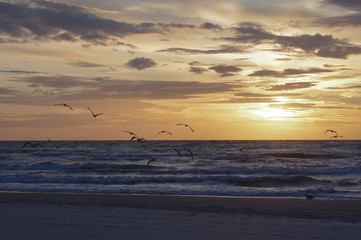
[0,140,360,200]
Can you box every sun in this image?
[252,107,296,120]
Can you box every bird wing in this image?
[66,105,73,110]
[187,125,195,132]
[87,107,95,116]
[23,142,32,147]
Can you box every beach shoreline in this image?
[1,191,361,240]
[1,191,361,217]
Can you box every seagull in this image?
[184,148,194,159]
[323,129,337,135]
[23,141,43,148]
[123,131,140,138]
[177,123,195,132]
[157,130,172,136]
[54,103,73,110]
[48,138,59,149]
[330,135,343,139]
[305,193,314,200]
[87,107,103,118]
[147,158,157,167]
[131,136,145,142]
[173,149,182,157]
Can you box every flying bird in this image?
[123,131,140,138]
[177,123,195,132]
[131,136,145,142]
[184,148,194,159]
[330,135,343,139]
[87,107,103,118]
[147,158,157,167]
[157,130,172,136]
[54,103,73,110]
[173,149,182,157]
[23,141,43,148]
[323,129,338,135]
[48,138,59,149]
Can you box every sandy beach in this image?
[1,192,360,240]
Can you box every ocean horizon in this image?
[1,140,360,200]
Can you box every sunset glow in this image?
[1,0,361,140]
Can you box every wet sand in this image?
[1,192,360,240]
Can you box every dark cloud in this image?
[266,82,317,91]
[223,22,361,59]
[269,103,317,109]
[2,75,238,103]
[324,0,361,9]
[327,85,361,89]
[189,67,208,74]
[0,1,162,45]
[201,22,222,30]
[209,65,242,77]
[67,61,107,68]
[157,45,245,55]
[210,97,277,104]
[234,92,300,97]
[248,68,333,77]
[248,70,283,77]
[312,2,361,28]
[315,14,361,27]
[0,87,16,95]
[0,69,44,74]
[126,57,157,70]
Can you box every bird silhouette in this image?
[173,149,182,157]
[147,158,157,167]
[157,130,172,136]
[87,107,103,118]
[330,135,343,139]
[23,141,43,148]
[184,148,194,159]
[54,103,73,110]
[177,123,195,132]
[47,138,59,149]
[323,129,337,135]
[131,136,145,142]
[123,131,140,138]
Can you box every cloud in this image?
[201,22,222,30]
[189,67,208,74]
[157,45,245,55]
[0,69,44,74]
[188,61,208,74]
[126,57,157,70]
[210,97,277,104]
[327,85,361,90]
[67,61,107,68]
[0,87,16,95]
[209,65,242,77]
[0,1,162,45]
[266,82,317,91]
[2,75,239,104]
[248,68,334,77]
[223,22,361,59]
[324,0,361,9]
[315,14,361,27]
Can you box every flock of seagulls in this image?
[22,109,346,200]
[54,103,104,118]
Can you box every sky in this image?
[1,0,361,140]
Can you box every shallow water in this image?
[0,140,360,200]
